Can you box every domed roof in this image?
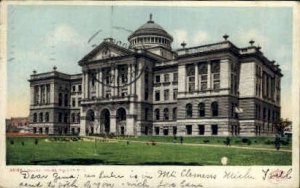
[128,15,173,41]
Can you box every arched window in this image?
[172,107,177,120]
[87,110,95,121]
[33,113,37,122]
[39,112,43,122]
[45,112,49,122]
[155,109,160,120]
[211,102,219,116]
[163,108,169,120]
[186,103,193,118]
[199,103,205,117]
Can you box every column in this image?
[132,64,135,96]
[38,85,42,104]
[95,70,99,98]
[195,63,199,91]
[128,64,132,96]
[82,72,86,99]
[79,108,86,136]
[110,115,116,134]
[127,102,135,135]
[99,69,103,98]
[86,73,90,99]
[178,65,186,93]
[50,83,55,104]
[112,67,116,97]
[114,67,118,97]
[220,59,230,89]
[30,86,34,105]
[207,61,211,89]
[95,114,101,134]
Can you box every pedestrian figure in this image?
[275,135,280,151]
[35,139,38,145]
[21,141,25,146]
[127,141,130,145]
[226,137,231,146]
[180,136,183,144]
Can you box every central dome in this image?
[128,14,173,50]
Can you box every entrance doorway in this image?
[116,108,126,135]
[101,109,110,134]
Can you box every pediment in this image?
[79,42,133,63]
[90,46,124,61]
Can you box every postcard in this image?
[0,1,299,188]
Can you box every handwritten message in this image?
[6,167,292,188]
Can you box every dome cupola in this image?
[128,14,173,50]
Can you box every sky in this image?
[6,5,293,119]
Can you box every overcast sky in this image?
[6,5,293,119]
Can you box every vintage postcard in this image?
[0,1,299,188]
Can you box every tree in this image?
[273,118,292,136]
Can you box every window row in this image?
[255,105,280,122]
[33,112,81,123]
[34,84,51,105]
[154,107,177,121]
[154,124,219,136]
[71,84,82,92]
[33,112,50,123]
[71,97,82,107]
[155,89,178,101]
[185,102,219,118]
[58,93,69,107]
[131,37,171,46]
[155,72,178,84]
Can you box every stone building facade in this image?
[29,16,282,136]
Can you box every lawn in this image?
[117,135,292,149]
[6,137,291,165]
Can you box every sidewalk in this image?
[85,136,292,153]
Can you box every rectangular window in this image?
[164,74,170,82]
[78,98,81,106]
[173,73,178,82]
[187,64,195,92]
[211,60,220,90]
[155,75,160,83]
[78,85,82,92]
[46,84,50,104]
[200,75,207,91]
[186,125,192,135]
[211,125,218,135]
[72,85,76,92]
[72,98,76,107]
[155,127,160,135]
[145,108,148,121]
[164,89,169,101]
[58,113,62,123]
[121,89,127,98]
[173,89,178,100]
[173,127,177,135]
[213,74,220,90]
[155,90,160,101]
[198,125,205,135]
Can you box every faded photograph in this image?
[5,4,293,167]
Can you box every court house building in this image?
[28,16,282,137]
